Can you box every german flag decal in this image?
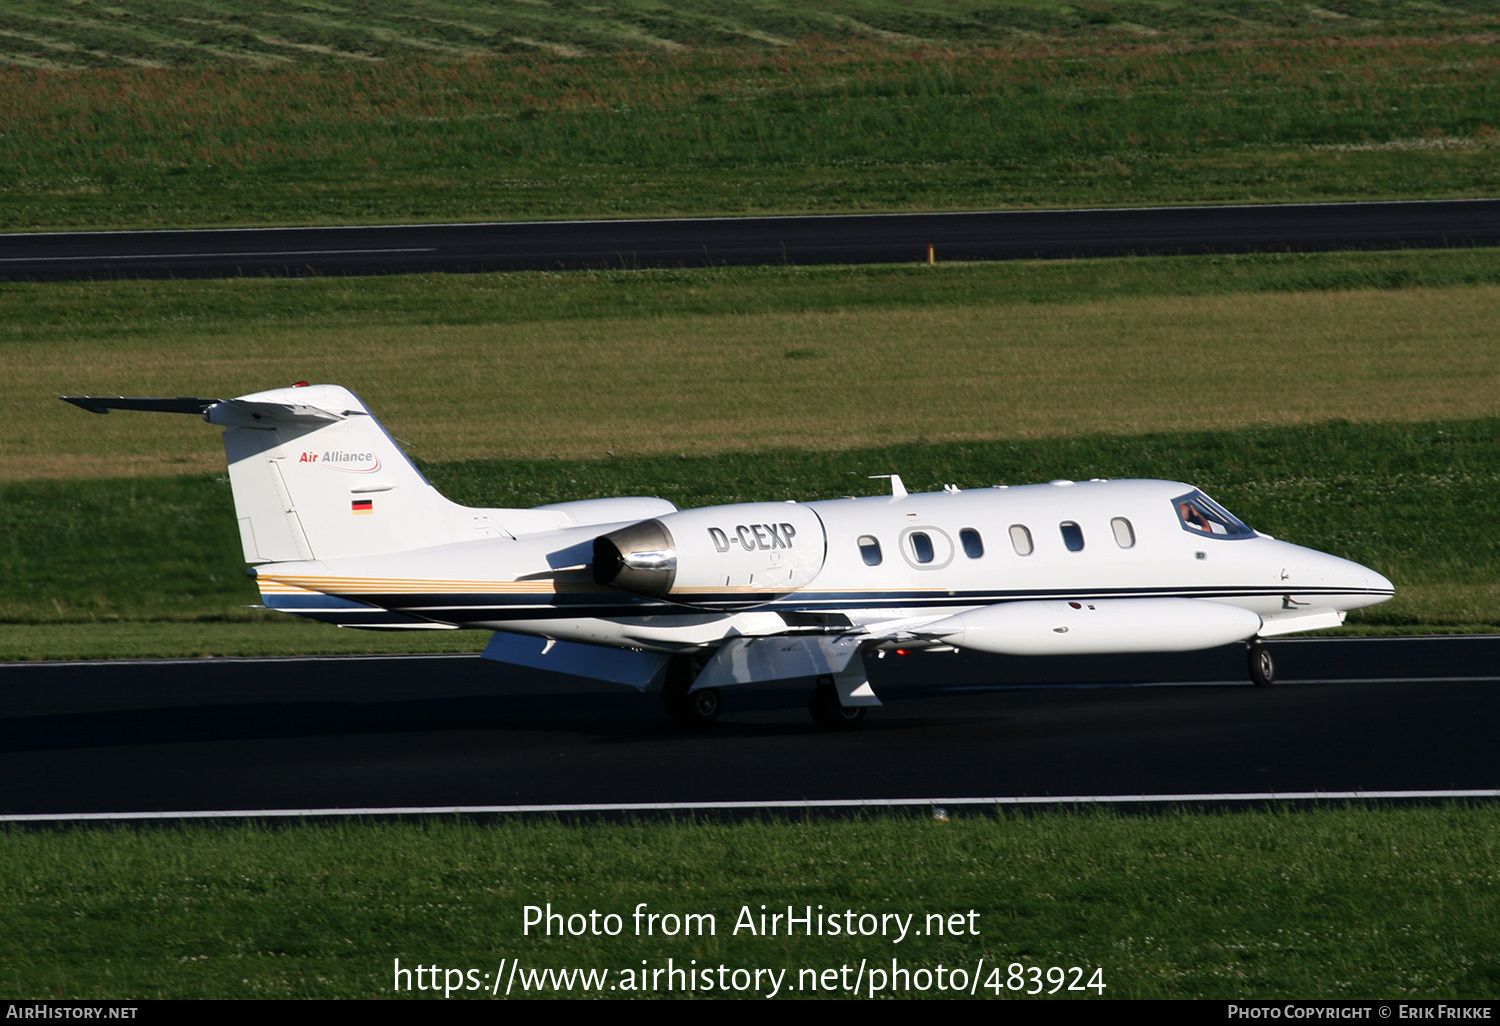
[352,499,374,515]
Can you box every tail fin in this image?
[211,384,476,562]
[66,384,494,562]
[65,383,677,565]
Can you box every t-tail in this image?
[64,384,502,562]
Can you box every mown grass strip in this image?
[5,0,1496,69]
[2,806,1497,999]
[7,260,1499,478]
[10,248,1500,344]
[3,28,1498,228]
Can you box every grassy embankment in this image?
[2,2,1498,229]
[3,248,1498,658]
[3,806,1498,999]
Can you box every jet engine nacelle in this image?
[921,598,1263,656]
[593,502,827,605]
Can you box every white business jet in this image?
[65,384,1394,728]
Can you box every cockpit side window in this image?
[1172,490,1255,539]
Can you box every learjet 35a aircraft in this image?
[65,384,1394,728]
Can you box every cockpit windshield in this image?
[1173,490,1255,539]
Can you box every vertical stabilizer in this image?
[208,385,471,562]
[62,383,574,565]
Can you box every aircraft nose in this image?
[1289,547,1394,609]
[1367,566,1396,597]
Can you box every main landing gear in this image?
[808,674,866,731]
[662,654,721,726]
[660,657,872,729]
[1248,640,1275,687]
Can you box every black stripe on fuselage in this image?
[345,585,1393,624]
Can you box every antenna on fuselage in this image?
[869,474,907,498]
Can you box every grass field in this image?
[3,3,1498,228]
[3,806,1497,999]
[15,285,1500,475]
[7,248,1500,479]
[8,0,1498,68]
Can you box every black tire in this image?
[808,679,866,730]
[1249,641,1275,687]
[662,654,721,725]
[665,685,723,725]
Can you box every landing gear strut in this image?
[1248,641,1275,687]
[808,675,866,730]
[662,654,721,725]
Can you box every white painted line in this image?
[5,790,1496,823]
[945,675,1500,691]
[1282,677,1500,684]
[1273,634,1500,644]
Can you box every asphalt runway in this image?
[3,198,1498,280]
[2,636,1496,818]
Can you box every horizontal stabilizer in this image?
[210,399,347,425]
[61,395,222,416]
[481,632,671,690]
[60,393,348,424]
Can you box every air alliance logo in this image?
[299,450,381,473]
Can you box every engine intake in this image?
[593,518,677,597]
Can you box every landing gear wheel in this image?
[1248,641,1275,687]
[808,676,866,731]
[662,654,720,725]
[665,685,722,725]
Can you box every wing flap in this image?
[692,635,863,689]
[481,631,671,689]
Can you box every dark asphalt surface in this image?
[2,636,1495,816]
[3,199,1498,280]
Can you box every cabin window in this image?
[1111,517,1136,548]
[1060,521,1085,552]
[858,535,883,566]
[909,532,935,564]
[1173,490,1255,539]
[960,528,984,559]
[1009,525,1033,556]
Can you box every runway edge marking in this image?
[5,790,1498,823]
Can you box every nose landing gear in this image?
[1249,641,1275,687]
